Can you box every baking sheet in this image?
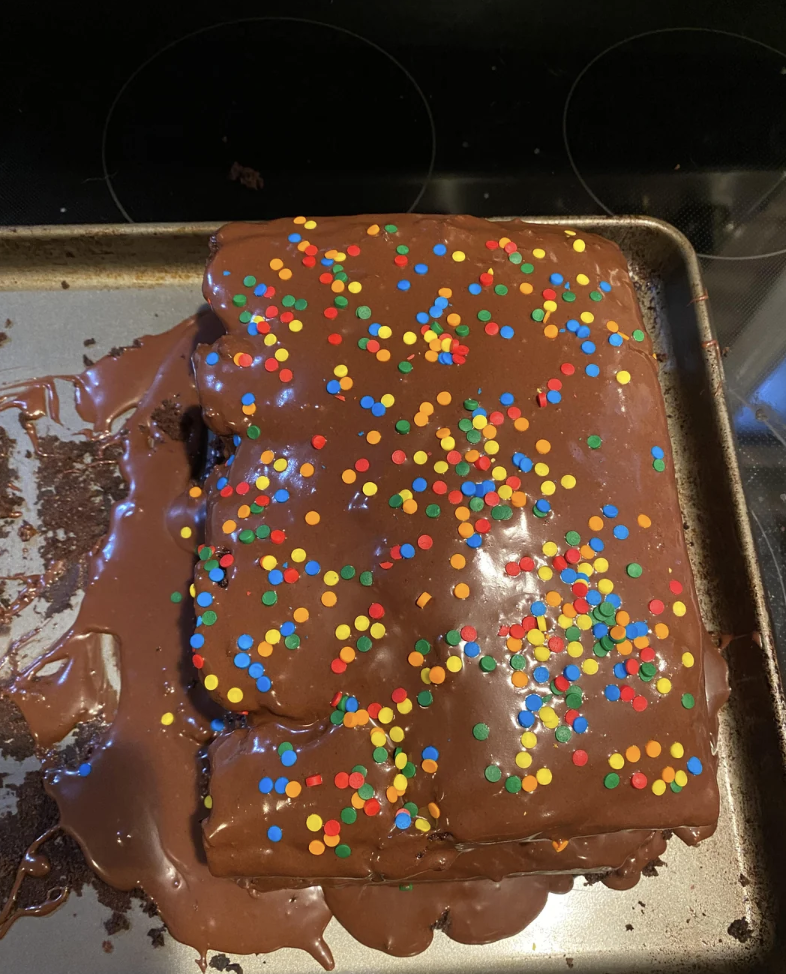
[0,217,783,973]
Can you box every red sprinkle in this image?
[417,535,433,550]
[485,240,499,250]
[554,675,570,692]
[649,599,664,614]
[669,580,683,595]
[519,556,535,572]
[364,798,381,816]
[219,554,234,568]
[368,603,385,618]
[391,687,408,704]
[328,333,342,345]
[305,774,323,787]
[640,647,656,663]
[620,685,636,702]
[631,772,648,789]
[505,562,521,577]
[354,458,370,472]
[236,482,250,495]
[565,709,579,726]
[391,450,407,464]
[238,353,253,368]
[330,692,343,707]
[220,485,233,498]
[283,568,299,583]
[192,654,204,669]
[479,272,493,286]
[546,378,562,391]
[348,771,365,789]
[319,273,333,285]
[312,435,327,450]
[484,321,500,336]
[548,636,565,653]
[264,358,278,372]
[367,702,382,720]
[632,695,648,712]
[394,254,408,267]
[347,244,361,256]
[324,819,341,836]
[461,625,477,641]
[432,480,448,495]
[270,530,286,545]
[324,307,339,320]
[330,658,346,674]
[279,369,293,383]
[560,362,576,375]
[475,518,491,534]
[572,749,588,767]
[334,772,349,789]
[536,391,547,408]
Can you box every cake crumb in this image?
[727,918,752,943]
[210,954,244,974]
[147,925,167,948]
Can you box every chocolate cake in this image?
[191,216,728,886]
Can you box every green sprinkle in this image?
[565,530,581,546]
[357,337,370,350]
[480,655,497,672]
[425,504,441,518]
[445,629,461,646]
[331,264,344,274]
[398,361,413,374]
[294,298,308,311]
[510,653,526,670]
[417,690,433,707]
[670,781,683,793]
[472,722,490,741]
[358,783,374,800]
[335,271,348,283]
[431,321,444,336]
[455,461,471,476]
[384,224,398,233]
[477,309,492,322]
[555,725,572,743]
[399,884,413,891]
[203,560,218,571]
[521,262,534,274]
[455,324,470,337]
[198,548,211,562]
[341,807,357,824]
[494,284,509,296]
[247,425,261,439]
[593,641,609,657]
[566,626,582,642]
[682,693,695,709]
[340,565,355,580]
[415,638,431,655]
[355,305,371,319]
[329,711,343,725]
[484,765,502,783]
[458,418,473,432]
[508,251,523,265]
[466,429,482,444]
[250,503,264,514]
[531,308,545,322]
[238,310,252,324]
[402,761,417,778]
[334,295,349,308]
[492,505,513,520]
[632,329,645,342]
[335,844,352,858]
[653,459,666,472]
[372,747,387,763]
[587,435,602,450]
[395,420,411,434]
[565,690,583,709]
[277,742,293,755]
[238,529,255,544]
[604,773,620,789]
[170,591,183,603]
[590,290,603,301]
[242,275,256,287]
[351,764,368,776]
[389,494,403,508]
[356,636,372,653]
[261,591,277,606]
[562,291,576,302]
[232,294,247,307]
[255,525,271,540]
[469,496,484,512]
[284,635,300,649]
[202,610,217,626]
[627,563,643,578]
[396,244,409,255]
[533,505,548,518]
[505,775,522,793]
[359,571,373,586]
[464,398,479,411]
[281,294,295,308]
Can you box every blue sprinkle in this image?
[581,341,596,355]
[585,364,600,377]
[461,482,475,496]
[416,311,429,324]
[435,296,449,309]
[414,263,428,274]
[223,270,231,276]
[525,694,543,712]
[466,533,483,548]
[253,283,268,296]
[241,392,255,405]
[281,750,297,767]
[226,455,234,467]
[237,634,253,650]
[268,570,283,585]
[259,777,273,794]
[602,504,618,518]
[210,719,225,732]
[234,653,251,669]
[625,624,639,640]
[78,763,91,777]
[651,446,665,459]
[429,305,443,318]
[274,489,289,503]
[256,676,272,692]
[567,319,579,333]
[248,663,264,679]
[422,746,439,761]
[573,716,589,734]
[482,479,495,494]
[550,273,564,285]
[368,322,381,336]
[500,325,515,339]
[606,593,622,608]
[535,499,551,513]
[360,395,374,410]
[586,590,602,605]
[687,757,703,775]
[472,407,488,418]
[577,325,591,339]
[635,621,649,637]
[500,392,515,406]
[613,525,629,540]
[267,825,283,842]
[531,601,547,616]
[613,662,628,679]
[546,390,561,404]
[609,333,623,346]
[533,666,550,683]
[438,352,453,364]
[400,543,416,559]
[208,568,224,582]
[412,477,427,492]
[513,453,533,473]
[589,537,604,552]
[593,623,609,638]
[397,280,411,291]
[345,697,359,713]
[473,483,486,497]
[464,641,480,658]
[280,621,295,637]
[246,323,258,336]
[371,402,386,417]
[288,232,301,243]
[604,685,621,702]
[599,281,612,292]
[274,777,288,795]
[190,634,205,649]
[326,379,341,394]
[517,710,535,727]
[216,477,228,490]
[305,560,321,576]
[468,282,482,295]
[564,665,581,682]
[196,592,213,608]
[321,257,334,266]
[433,243,447,255]
[395,811,412,829]
[206,352,219,365]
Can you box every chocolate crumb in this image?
[5,318,12,329]
[83,338,96,347]
[727,917,752,943]
[210,954,244,974]
[60,281,70,290]
[0,696,36,761]
[583,872,604,886]
[17,521,37,541]
[0,427,22,533]
[739,873,750,887]
[625,923,634,931]
[147,925,167,948]
[150,399,190,442]
[228,162,264,191]
[102,940,114,953]
[642,857,666,878]
[0,332,8,349]
[104,910,131,935]
[565,959,574,969]
[431,908,451,933]
[83,355,95,368]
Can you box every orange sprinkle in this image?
[616,639,632,656]
[654,622,670,639]
[293,607,309,623]
[305,510,320,525]
[428,802,441,818]
[351,792,365,809]
[300,462,315,477]
[522,775,538,793]
[321,591,337,607]
[513,417,530,432]
[446,313,461,326]
[222,520,237,534]
[450,553,466,569]
[260,450,275,464]
[588,515,604,531]
[367,430,381,445]
[237,504,251,518]
[408,651,425,667]
[416,591,432,608]
[511,671,528,688]
[430,666,446,684]
[511,490,527,507]
[610,625,626,641]
[552,839,569,853]
[309,840,325,855]
[402,498,418,514]
[506,637,523,652]
[188,486,202,498]
[615,610,631,626]
[520,282,534,295]
[562,603,577,618]
[645,740,662,758]
[342,469,357,484]
[323,833,340,848]
[455,506,471,521]
[633,635,649,649]
[386,785,399,803]
[661,766,676,783]
[436,391,452,406]
[342,712,356,728]
[257,641,273,657]
[638,514,652,528]
[414,412,429,427]
[436,427,451,439]
[376,349,391,363]
[545,590,561,607]
[419,401,434,415]
[354,710,369,726]
[454,582,470,599]
[457,522,474,539]
[544,324,559,339]
[285,781,302,798]
[421,759,438,773]
[339,646,356,664]
[625,745,641,763]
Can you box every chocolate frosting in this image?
[0,214,729,967]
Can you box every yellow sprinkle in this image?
[609,753,625,770]
[682,652,695,668]
[226,687,243,703]
[670,742,684,759]
[180,526,192,539]
[516,751,533,769]
[362,482,378,497]
[535,768,553,785]
[533,248,546,259]
[160,712,174,726]
[204,795,212,809]
[452,250,466,262]
[675,770,688,787]
[652,779,667,796]
[541,480,556,495]
[403,331,417,345]
[534,462,550,476]
[673,601,687,617]
[561,474,577,489]
[291,548,306,562]
[261,554,277,571]
[616,370,631,385]
[580,311,595,324]
[573,239,586,252]
[582,658,599,675]
[335,624,351,640]
[306,814,323,832]
[446,655,463,672]
[204,674,218,691]
[656,678,672,695]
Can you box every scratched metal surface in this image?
[0,219,782,973]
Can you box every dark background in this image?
[4,0,786,651]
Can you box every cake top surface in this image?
[192,215,723,881]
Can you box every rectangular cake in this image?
[190,215,726,884]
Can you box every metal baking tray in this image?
[0,217,783,973]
